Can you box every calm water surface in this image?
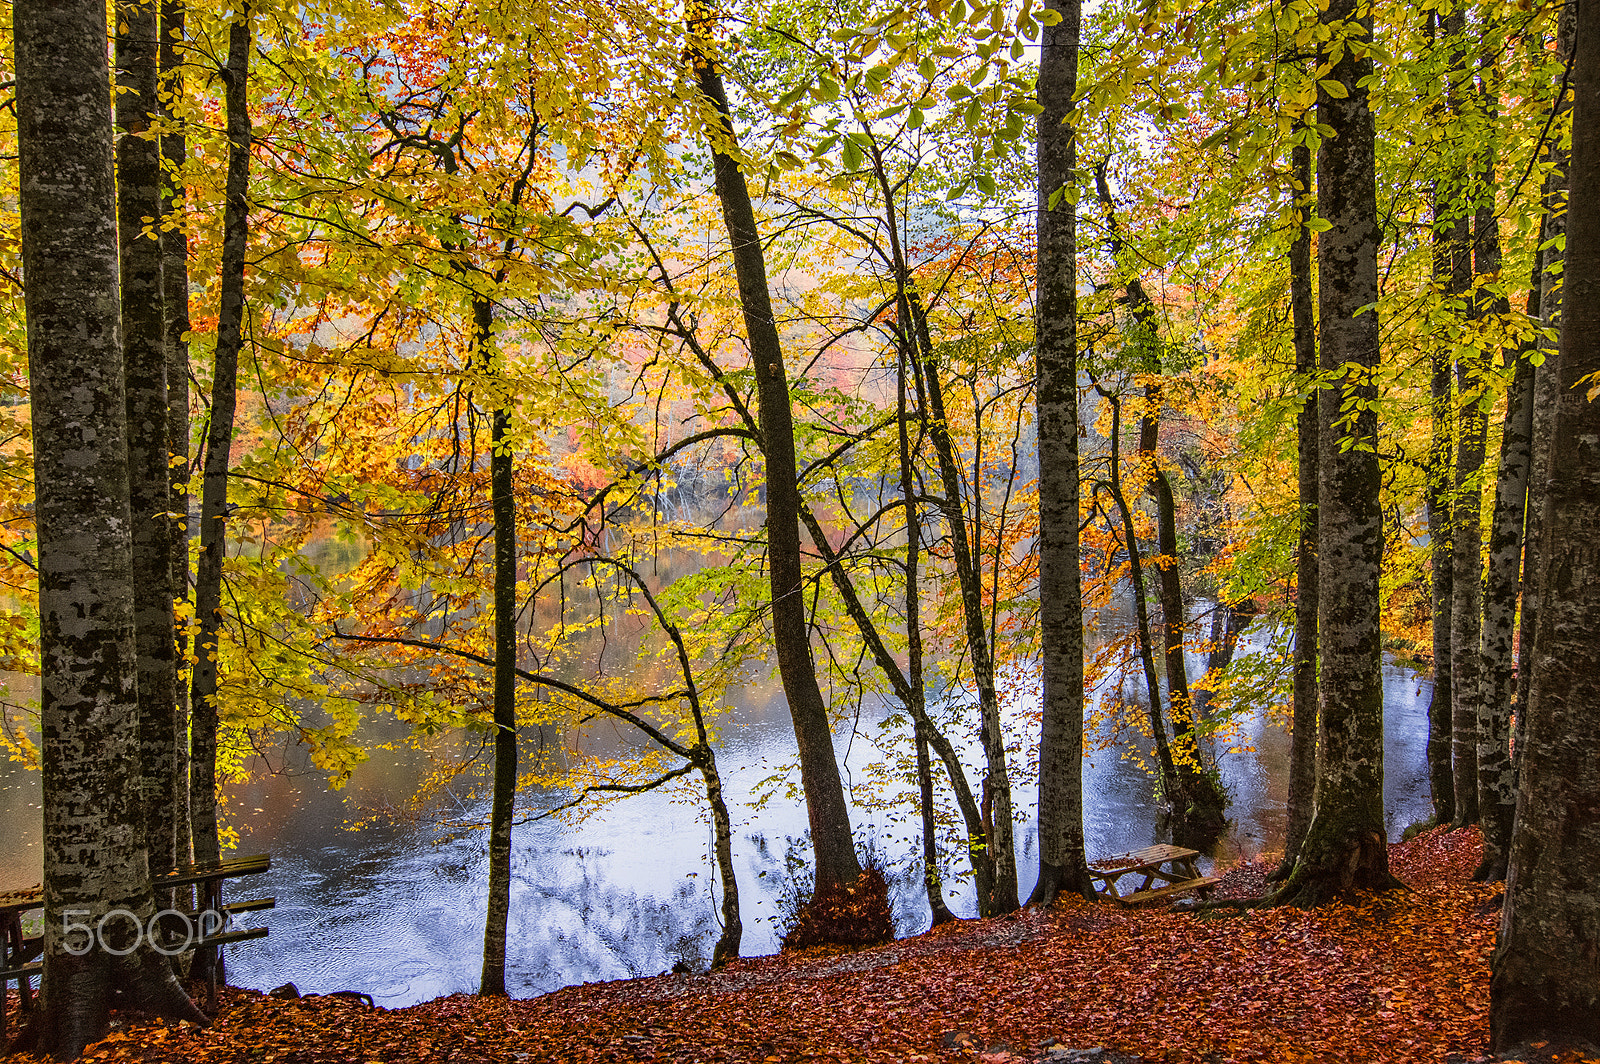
[0,643,1436,1007]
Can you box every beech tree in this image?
[1030,0,1092,905]
[1489,0,1600,1047]
[688,15,862,898]
[1273,0,1400,906]
[16,0,208,1051]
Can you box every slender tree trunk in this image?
[159,0,193,867]
[17,0,208,1049]
[1274,141,1318,881]
[479,299,517,997]
[1470,62,1518,882]
[191,10,251,869]
[699,752,742,966]
[1030,0,1092,907]
[1438,6,1484,831]
[117,0,180,885]
[1098,392,1180,808]
[1424,9,1461,828]
[901,348,954,925]
[690,42,859,894]
[1274,0,1399,906]
[1514,0,1573,763]
[906,316,1019,915]
[1489,4,1600,1045]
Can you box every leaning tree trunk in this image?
[1274,140,1318,881]
[191,9,251,870]
[1273,0,1401,907]
[1470,63,1519,883]
[1489,4,1600,1047]
[116,0,181,884]
[1029,0,1093,907]
[479,299,518,997]
[690,41,859,894]
[159,0,193,866]
[17,0,209,1051]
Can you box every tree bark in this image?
[1274,140,1318,881]
[1274,0,1400,906]
[1029,0,1093,907]
[1489,2,1600,1046]
[117,0,181,884]
[159,0,193,869]
[191,10,251,870]
[1514,0,1573,765]
[1470,62,1518,882]
[478,298,517,997]
[17,0,208,1049]
[1424,9,1461,828]
[690,42,859,894]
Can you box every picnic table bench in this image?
[1,854,273,1033]
[1089,844,1222,907]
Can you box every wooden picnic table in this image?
[1089,844,1221,907]
[1,854,273,1032]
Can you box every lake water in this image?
[0,636,1436,1007]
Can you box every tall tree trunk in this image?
[1029,0,1092,907]
[1514,0,1574,764]
[905,312,1019,915]
[1470,60,1518,882]
[901,347,954,925]
[1274,0,1399,906]
[479,299,518,997]
[690,41,859,894]
[191,9,251,869]
[117,0,180,885]
[1489,3,1600,1046]
[1424,9,1461,828]
[17,0,208,1049]
[1439,6,1484,831]
[1274,140,1318,881]
[159,0,193,868]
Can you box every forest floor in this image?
[3,826,1574,1064]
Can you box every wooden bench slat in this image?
[1118,875,1223,907]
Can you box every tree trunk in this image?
[17,0,208,1049]
[1274,140,1318,881]
[1273,0,1400,906]
[1438,6,1484,831]
[691,44,859,894]
[479,299,517,997]
[1489,3,1600,1046]
[159,0,193,868]
[1424,9,1461,828]
[1514,0,1573,764]
[901,346,955,925]
[191,9,251,870]
[1097,391,1180,811]
[117,0,180,885]
[1470,64,1519,882]
[1029,0,1092,907]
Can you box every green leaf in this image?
[841,138,864,171]
[1319,79,1349,99]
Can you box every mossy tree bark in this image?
[1489,2,1600,1046]
[17,0,209,1050]
[1030,0,1093,907]
[1274,0,1401,907]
